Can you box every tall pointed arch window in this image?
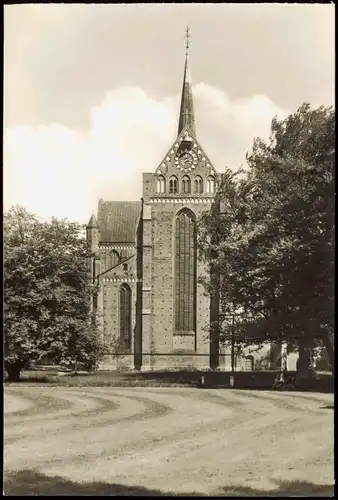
[194,176,203,194]
[181,176,191,194]
[156,176,166,194]
[119,284,132,352]
[169,176,178,194]
[206,176,215,194]
[174,209,197,333]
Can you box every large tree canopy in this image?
[198,103,334,377]
[4,206,104,381]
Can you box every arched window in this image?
[174,209,197,333]
[169,176,178,194]
[108,250,120,269]
[119,284,131,351]
[194,176,203,194]
[156,175,166,194]
[206,176,215,194]
[181,176,191,194]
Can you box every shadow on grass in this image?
[5,369,334,394]
[124,370,334,394]
[4,470,334,496]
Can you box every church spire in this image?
[87,211,98,228]
[178,26,196,137]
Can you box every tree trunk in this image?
[296,336,315,389]
[270,340,282,371]
[321,330,335,376]
[5,361,24,382]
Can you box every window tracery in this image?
[194,176,203,194]
[174,209,197,333]
[206,176,215,194]
[181,175,191,194]
[156,176,166,193]
[169,176,178,194]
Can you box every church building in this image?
[86,33,289,372]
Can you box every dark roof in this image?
[97,200,142,243]
[87,213,98,228]
[178,53,195,137]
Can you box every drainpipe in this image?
[230,313,235,388]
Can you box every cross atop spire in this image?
[185,26,190,54]
[177,27,196,137]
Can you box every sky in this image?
[4,4,335,224]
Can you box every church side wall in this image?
[145,201,211,370]
[98,278,136,370]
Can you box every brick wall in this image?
[93,132,285,371]
[98,254,137,354]
[141,200,212,365]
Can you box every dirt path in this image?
[4,387,334,496]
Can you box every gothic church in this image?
[86,37,288,372]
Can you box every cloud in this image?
[4,85,289,223]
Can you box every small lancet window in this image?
[181,175,191,194]
[156,176,166,194]
[206,176,215,194]
[169,176,178,194]
[108,250,120,268]
[194,176,203,194]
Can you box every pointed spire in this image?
[87,211,98,228]
[178,26,195,137]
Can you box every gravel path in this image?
[4,386,334,496]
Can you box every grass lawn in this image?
[4,386,334,496]
[6,368,334,393]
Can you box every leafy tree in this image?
[198,104,334,382]
[4,206,105,381]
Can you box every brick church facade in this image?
[86,42,292,372]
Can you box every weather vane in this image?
[185,26,190,54]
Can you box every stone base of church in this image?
[98,353,211,371]
[141,353,210,371]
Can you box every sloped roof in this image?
[87,213,98,228]
[97,200,141,243]
[178,53,195,136]
[99,255,134,277]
